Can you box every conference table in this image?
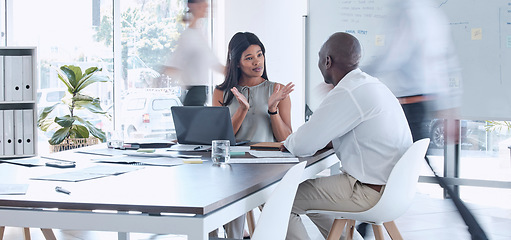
[0,144,339,240]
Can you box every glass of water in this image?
[107,130,124,149]
[211,140,230,165]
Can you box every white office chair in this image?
[307,138,430,240]
[211,161,306,240]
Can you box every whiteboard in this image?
[306,0,511,120]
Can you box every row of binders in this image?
[0,56,34,101]
[1,109,35,156]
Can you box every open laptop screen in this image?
[171,106,246,146]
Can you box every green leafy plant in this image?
[38,65,110,145]
[485,121,511,133]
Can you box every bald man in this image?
[284,32,412,239]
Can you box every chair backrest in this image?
[251,161,306,240]
[361,138,430,223]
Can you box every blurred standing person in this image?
[359,0,462,237]
[364,0,461,142]
[164,0,224,106]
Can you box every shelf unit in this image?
[0,47,37,159]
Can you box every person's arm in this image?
[212,88,249,134]
[284,88,361,157]
[212,88,225,107]
[268,82,294,142]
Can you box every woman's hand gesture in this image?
[231,87,250,110]
[268,82,295,112]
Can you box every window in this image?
[126,98,146,111]
[152,99,179,111]
[7,0,193,153]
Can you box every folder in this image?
[14,110,24,155]
[22,56,33,101]
[22,109,34,155]
[0,110,3,155]
[0,56,4,101]
[249,142,284,151]
[4,56,23,101]
[3,110,14,156]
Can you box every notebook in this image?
[171,106,249,146]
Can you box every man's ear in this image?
[325,55,332,69]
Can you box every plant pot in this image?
[49,137,101,153]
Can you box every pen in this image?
[194,146,203,150]
[55,186,71,195]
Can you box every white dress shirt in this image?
[285,69,412,184]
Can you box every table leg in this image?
[23,228,31,240]
[41,229,56,240]
[246,210,256,236]
[118,232,130,240]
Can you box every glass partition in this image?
[9,0,114,154]
[8,0,199,153]
[459,120,511,208]
[114,0,188,141]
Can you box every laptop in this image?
[171,106,249,146]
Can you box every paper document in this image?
[93,156,186,167]
[75,148,127,157]
[125,149,202,158]
[249,151,295,158]
[0,157,45,167]
[0,184,29,195]
[167,144,211,152]
[230,146,251,152]
[80,165,144,175]
[228,158,299,164]
[31,165,144,182]
[31,172,108,182]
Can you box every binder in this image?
[14,110,24,155]
[0,110,3,155]
[22,109,34,155]
[0,56,4,101]
[22,56,33,101]
[3,110,14,156]
[4,56,23,101]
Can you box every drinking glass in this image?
[107,130,124,149]
[211,140,230,165]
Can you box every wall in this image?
[213,0,307,131]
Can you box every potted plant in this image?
[38,65,110,151]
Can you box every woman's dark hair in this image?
[216,32,268,106]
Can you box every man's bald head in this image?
[318,32,362,85]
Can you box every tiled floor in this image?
[302,191,511,240]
